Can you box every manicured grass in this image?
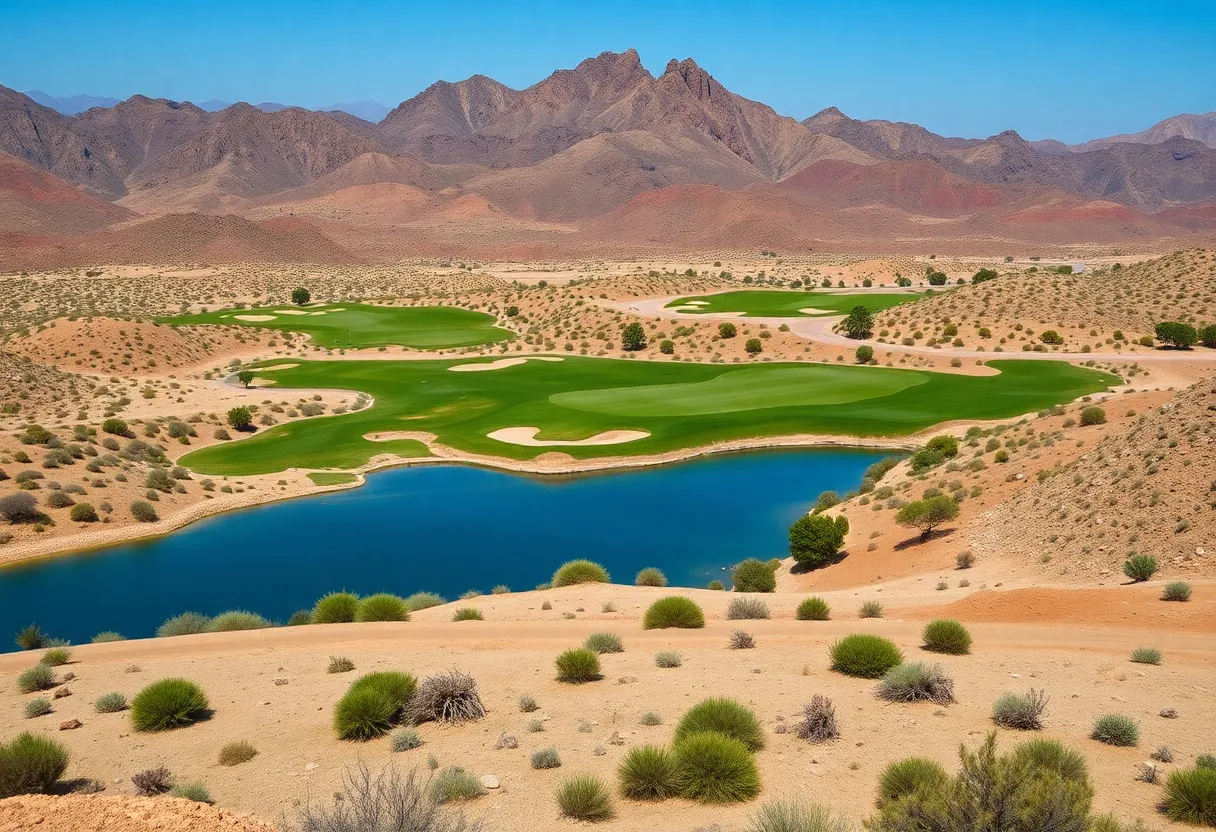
[307,472,358,486]
[666,289,926,318]
[179,357,1119,475]
[159,303,512,349]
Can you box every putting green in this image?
[159,303,513,349]
[179,357,1119,476]
[551,366,925,416]
[666,289,924,317]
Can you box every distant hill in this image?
[23,90,120,114]
[1069,112,1216,152]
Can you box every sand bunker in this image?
[487,426,650,446]
[449,356,565,372]
[254,363,299,372]
[273,309,311,315]
[798,307,832,315]
[234,314,277,322]
[364,430,437,443]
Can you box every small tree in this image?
[841,305,875,339]
[971,268,998,284]
[621,323,646,351]
[0,493,42,524]
[789,513,849,568]
[1040,330,1064,345]
[237,370,254,388]
[658,339,675,355]
[926,269,947,286]
[227,406,253,432]
[896,496,959,540]
[1154,321,1197,349]
[1199,324,1216,348]
[718,322,737,339]
[1079,406,1106,426]
[744,338,762,355]
[855,345,874,364]
[102,418,129,437]
[291,287,311,306]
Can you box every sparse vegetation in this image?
[991,689,1048,730]
[556,647,603,683]
[130,678,210,732]
[921,619,972,654]
[830,634,903,678]
[618,745,679,800]
[674,697,765,752]
[642,596,705,629]
[796,597,831,620]
[556,775,614,821]
[672,731,761,804]
[552,559,610,587]
[1091,714,1139,746]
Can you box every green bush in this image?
[830,634,903,678]
[1091,714,1138,747]
[796,597,831,621]
[925,435,960,458]
[858,600,884,618]
[634,567,667,587]
[157,612,210,638]
[1122,554,1158,582]
[169,782,213,803]
[673,731,761,804]
[94,692,128,713]
[69,503,98,522]
[131,678,209,732]
[1197,755,1216,771]
[13,625,45,651]
[584,632,624,654]
[207,611,273,632]
[39,647,72,667]
[334,671,418,741]
[788,513,849,568]
[91,631,126,643]
[1130,646,1161,665]
[354,593,410,622]
[1162,581,1192,602]
[218,740,258,766]
[745,799,846,832]
[1011,737,1088,784]
[403,591,445,611]
[390,728,422,752]
[732,558,777,592]
[618,745,679,800]
[552,559,610,587]
[895,495,959,540]
[431,766,486,804]
[707,580,725,591]
[312,591,359,624]
[1163,768,1216,826]
[1079,405,1106,426]
[642,596,705,630]
[24,698,51,719]
[451,607,483,621]
[921,619,972,654]
[531,747,562,769]
[655,651,683,668]
[991,689,1047,730]
[556,775,614,821]
[878,757,949,805]
[130,500,158,522]
[16,664,55,694]
[556,648,602,683]
[877,662,955,704]
[674,697,765,752]
[0,732,70,798]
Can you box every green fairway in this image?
[179,357,1120,476]
[307,472,359,486]
[159,303,513,349]
[666,289,925,317]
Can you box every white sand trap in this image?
[307,311,328,316]
[363,430,437,443]
[488,426,650,447]
[235,314,277,322]
[273,309,311,315]
[449,356,566,372]
[684,300,709,306]
[798,307,832,315]
[255,363,299,371]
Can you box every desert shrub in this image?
[0,733,70,797]
[674,697,765,751]
[39,647,71,666]
[207,610,273,632]
[131,678,209,732]
[0,493,42,523]
[91,632,124,644]
[788,513,849,568]
[1012,737,1089,783]
[634,567,667,587]
[732,558,777,592]
[157,611,210,638]
[1079,405,1106,426]
[552,559,610,587]
[431,767,486,804]
[130,500,158,522]
[403,591,445,611]
[584,632,624,654]
[327,656,355,674]
[642,596,705,629]
[518,695,539,712]
[992,689,1048,730]
[618,745,679,800]
[286,610,312,626]
[69,502,98,522]
[1162,581,1192,602]
[94,692,128,713]
[921,619,972,654]
[557,775,614,821]
[1163,768,1216,826]
[745,799,847,832]
[131,766,173,796]
[858,600,884,618]
[1122,554,1158,582]
[556,648,602,683]
[655,651,683,668]
[23,698,51,719]
[531,747,562,769]
[389,728,422,752]
[335,687,400,741]
[794,695,839,743]
[895,495,959,540]
[707,579,725,591]
[727,596,771,620]
[1091,714,1138,746]
[16,664,55,693]
[218,740,257,766]
[796,597,830,621]
[878,662,955,704]
[956,550,975,569]
[673,731,761,804]
[1197,755,1216,771]
[451,607,483,621]
[1130,646,1162,665]
[169,782,213,803]
[312,591,359,624]
[408,670,485,725]
[354,593,410,622]
[830,634,902,678]
[294,763,476,832]
[877,757,949,805]
[729,629,756,649]
[14,625,45,651]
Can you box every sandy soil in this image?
[0,794,276,832]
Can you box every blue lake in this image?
[0,448,893,646]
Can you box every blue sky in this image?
[2,0,1213,143]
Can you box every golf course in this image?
[159,303,513,349]
[180,356,1120,475]
[666,289,926,317]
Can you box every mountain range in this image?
[3,49,1216,265]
